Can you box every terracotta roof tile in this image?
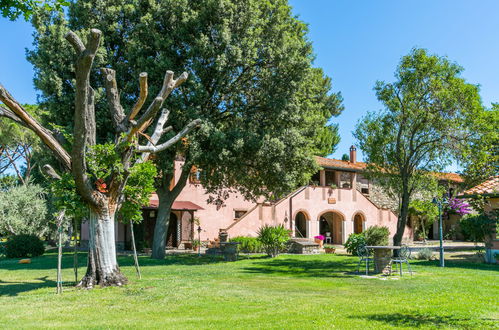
[315,156,367,171]
[315,156,463,183]
[462,176,499,196]
[145,193,204,210]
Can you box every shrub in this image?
[364,226,390,246]
[231,236,263,253]
[0,184,48,237]
[257,225,290,257]
[344,233,366,256]
[415,248,434,260]
[5,234,45,258]
[460,212,498,244]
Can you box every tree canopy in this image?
[28,0,343,200]
[354,48,485,245]
[0,0,67,20]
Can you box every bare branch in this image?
[0,84,71,170]
[42,164,62,181]
[64,31,85,53]
[128,72,148,121]
[101,68,126,132]
[138,108,170,162]
[128,71,189,140]
[137,119,202,153]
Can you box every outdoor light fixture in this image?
[197,225,202,257]
[432,196,447,267]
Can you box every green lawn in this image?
[0,251,497,329]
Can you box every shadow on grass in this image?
[242,257,357,278]
[413,258,499,272]
[0,252,262,272]
[354,312,495,328]
[0,276,54,296]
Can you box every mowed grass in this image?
[0,251,498,329]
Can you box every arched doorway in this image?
[353,213,365,234]
[318,211,345,244]
[294,211,308,238]
[166,213,179,248]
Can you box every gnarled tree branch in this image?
[137,119,202,153]
[101,68,126,132]
[64,28,101,207]
[128,72,148,121]
[0,85,71,170]
[127,70,188,140]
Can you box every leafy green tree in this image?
[0,183,48,237]
[354,48,484,246]
[28,0,343,259]
[409,199,438,242]
[460,104,498,187]
[0,0,67,20]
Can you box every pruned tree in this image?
[0,28,200,288]
[354,48,484,247]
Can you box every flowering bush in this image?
[314,235,325,241]
[446,198,472,216]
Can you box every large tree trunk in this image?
[151,167,190,259]
[393,188,410,247]
[78,206,127,288]
[151,185,173,259]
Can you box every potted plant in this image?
[192,239,201,252]
[324,244,336,254]
[314,235,325,248]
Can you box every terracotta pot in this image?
[324,248,335,254]
[143,248,151,254]
[193,246,199,252]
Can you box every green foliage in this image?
[460,104,499,187]
[5,234,45,258]
[409,199,439,240]
[120,162,157,223]
[460,212,498,244]
[231,236,263,253]
[0,184,48,237]
[191,239,201,249]
[257,225,290,257]
[364,226,390,246]
[344,233,366,256]
[354,48,484,244]
[48,173,87,220]
[87,143,124,182]
[29,0,343,200]
[0,0,68,20]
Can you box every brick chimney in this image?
[349,145,357,163]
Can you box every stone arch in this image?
[352,211,366,234]
[317,210,345,244]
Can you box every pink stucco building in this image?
[81,146,462,250]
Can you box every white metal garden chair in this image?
[325,232,332,244]
[357,245,375,275]
[390,245,413,276]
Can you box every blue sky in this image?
[1,0,498,167]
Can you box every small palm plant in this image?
[257,225,290,257]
